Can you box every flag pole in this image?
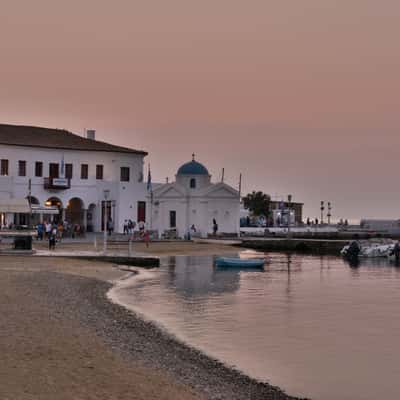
[148,164,153,230]
[238,173,242,238]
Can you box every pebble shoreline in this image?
[40,271,306,400]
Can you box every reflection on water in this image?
[111,252,400,400]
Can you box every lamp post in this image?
[327,202,332,225]
[287,194,292,238]
[320,201,325,225]
[103,189,110,253]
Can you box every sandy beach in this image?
[0,243,302,400]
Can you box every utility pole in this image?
[27,178,32,228]
[103,189,110,253]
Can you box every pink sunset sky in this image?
[1,0,399,221]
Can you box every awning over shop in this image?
[0,198,31,213]
[31,205,59,215]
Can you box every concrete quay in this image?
[33,250,160,268]
[241,237,348,255]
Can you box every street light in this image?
[327,202,332,225]
[287,194,292,237]
[103,189,110,253]
[320,201,325,225]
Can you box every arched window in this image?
[190,178,196,189]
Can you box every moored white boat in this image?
[341,239,398,259]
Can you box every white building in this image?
[0,124,148,233]
[150,155,240,238]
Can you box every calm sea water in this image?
[109,251,400,400]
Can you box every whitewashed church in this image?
[150,155,240,238]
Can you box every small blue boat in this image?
[215,257,265,269]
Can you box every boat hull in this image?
[215,257,265,269]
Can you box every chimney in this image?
[86,129,96,140]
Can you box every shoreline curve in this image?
[105,267,306,400]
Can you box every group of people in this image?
[36,221,60,250]
[122,219,150,246]
[36,220,85,250]
[122,219,136,235]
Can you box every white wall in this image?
[151,184,240,238]
[0,143,148,232]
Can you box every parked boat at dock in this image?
[341,239,399,259]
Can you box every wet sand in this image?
[32,239,240,256]
[0,256,201,400]
[0,245,303,400]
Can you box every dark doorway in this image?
[137,201,146,222]
[65,198,84,226]
[169,210,176,228]
[101,201,112,231]
[45,197,63,223]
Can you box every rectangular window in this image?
[0,159,8,176]
[35,162,43,177]
[169,210,176,228]
[49,163,59,178]
[81,164,88,179]
[18,160,26,177]
[65,163,73,179]
[96,164,103,180]
[120,167,130,182]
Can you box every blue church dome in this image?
[177,154,209,175]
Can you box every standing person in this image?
[107,218,114,236]
[57,222,64,242]
[36,223,44,240]
[138,220,145,236]
[212,218,218,235]
[45,221,52,239]
[143,230,150,248]
[49,225,57,250]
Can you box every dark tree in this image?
[242,191,271,216]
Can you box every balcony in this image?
[44,177,71,190]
